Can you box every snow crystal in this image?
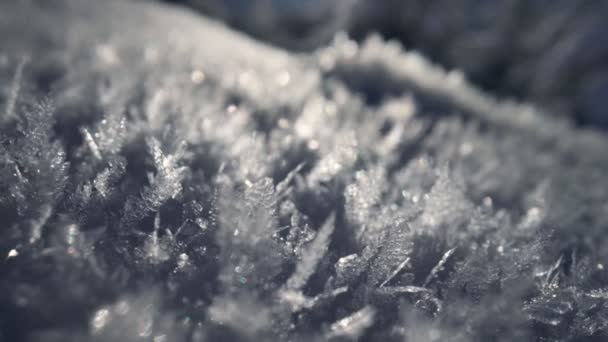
[327,306,376,339]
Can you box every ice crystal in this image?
[3,56,27,120]
[286,213,335,290]
[146,138,187,206]
[327,306,376,340]
[344,168,384,228]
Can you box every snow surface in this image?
[174,0,608,129]
[1,1,608,341]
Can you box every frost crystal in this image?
[146,138,187,205]
[423,248,457,287]
[327,306,376,340]
[286,214,335,290]
[3,57,27,120]
[345,168,384,227]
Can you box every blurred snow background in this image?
[167,0,608,129]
